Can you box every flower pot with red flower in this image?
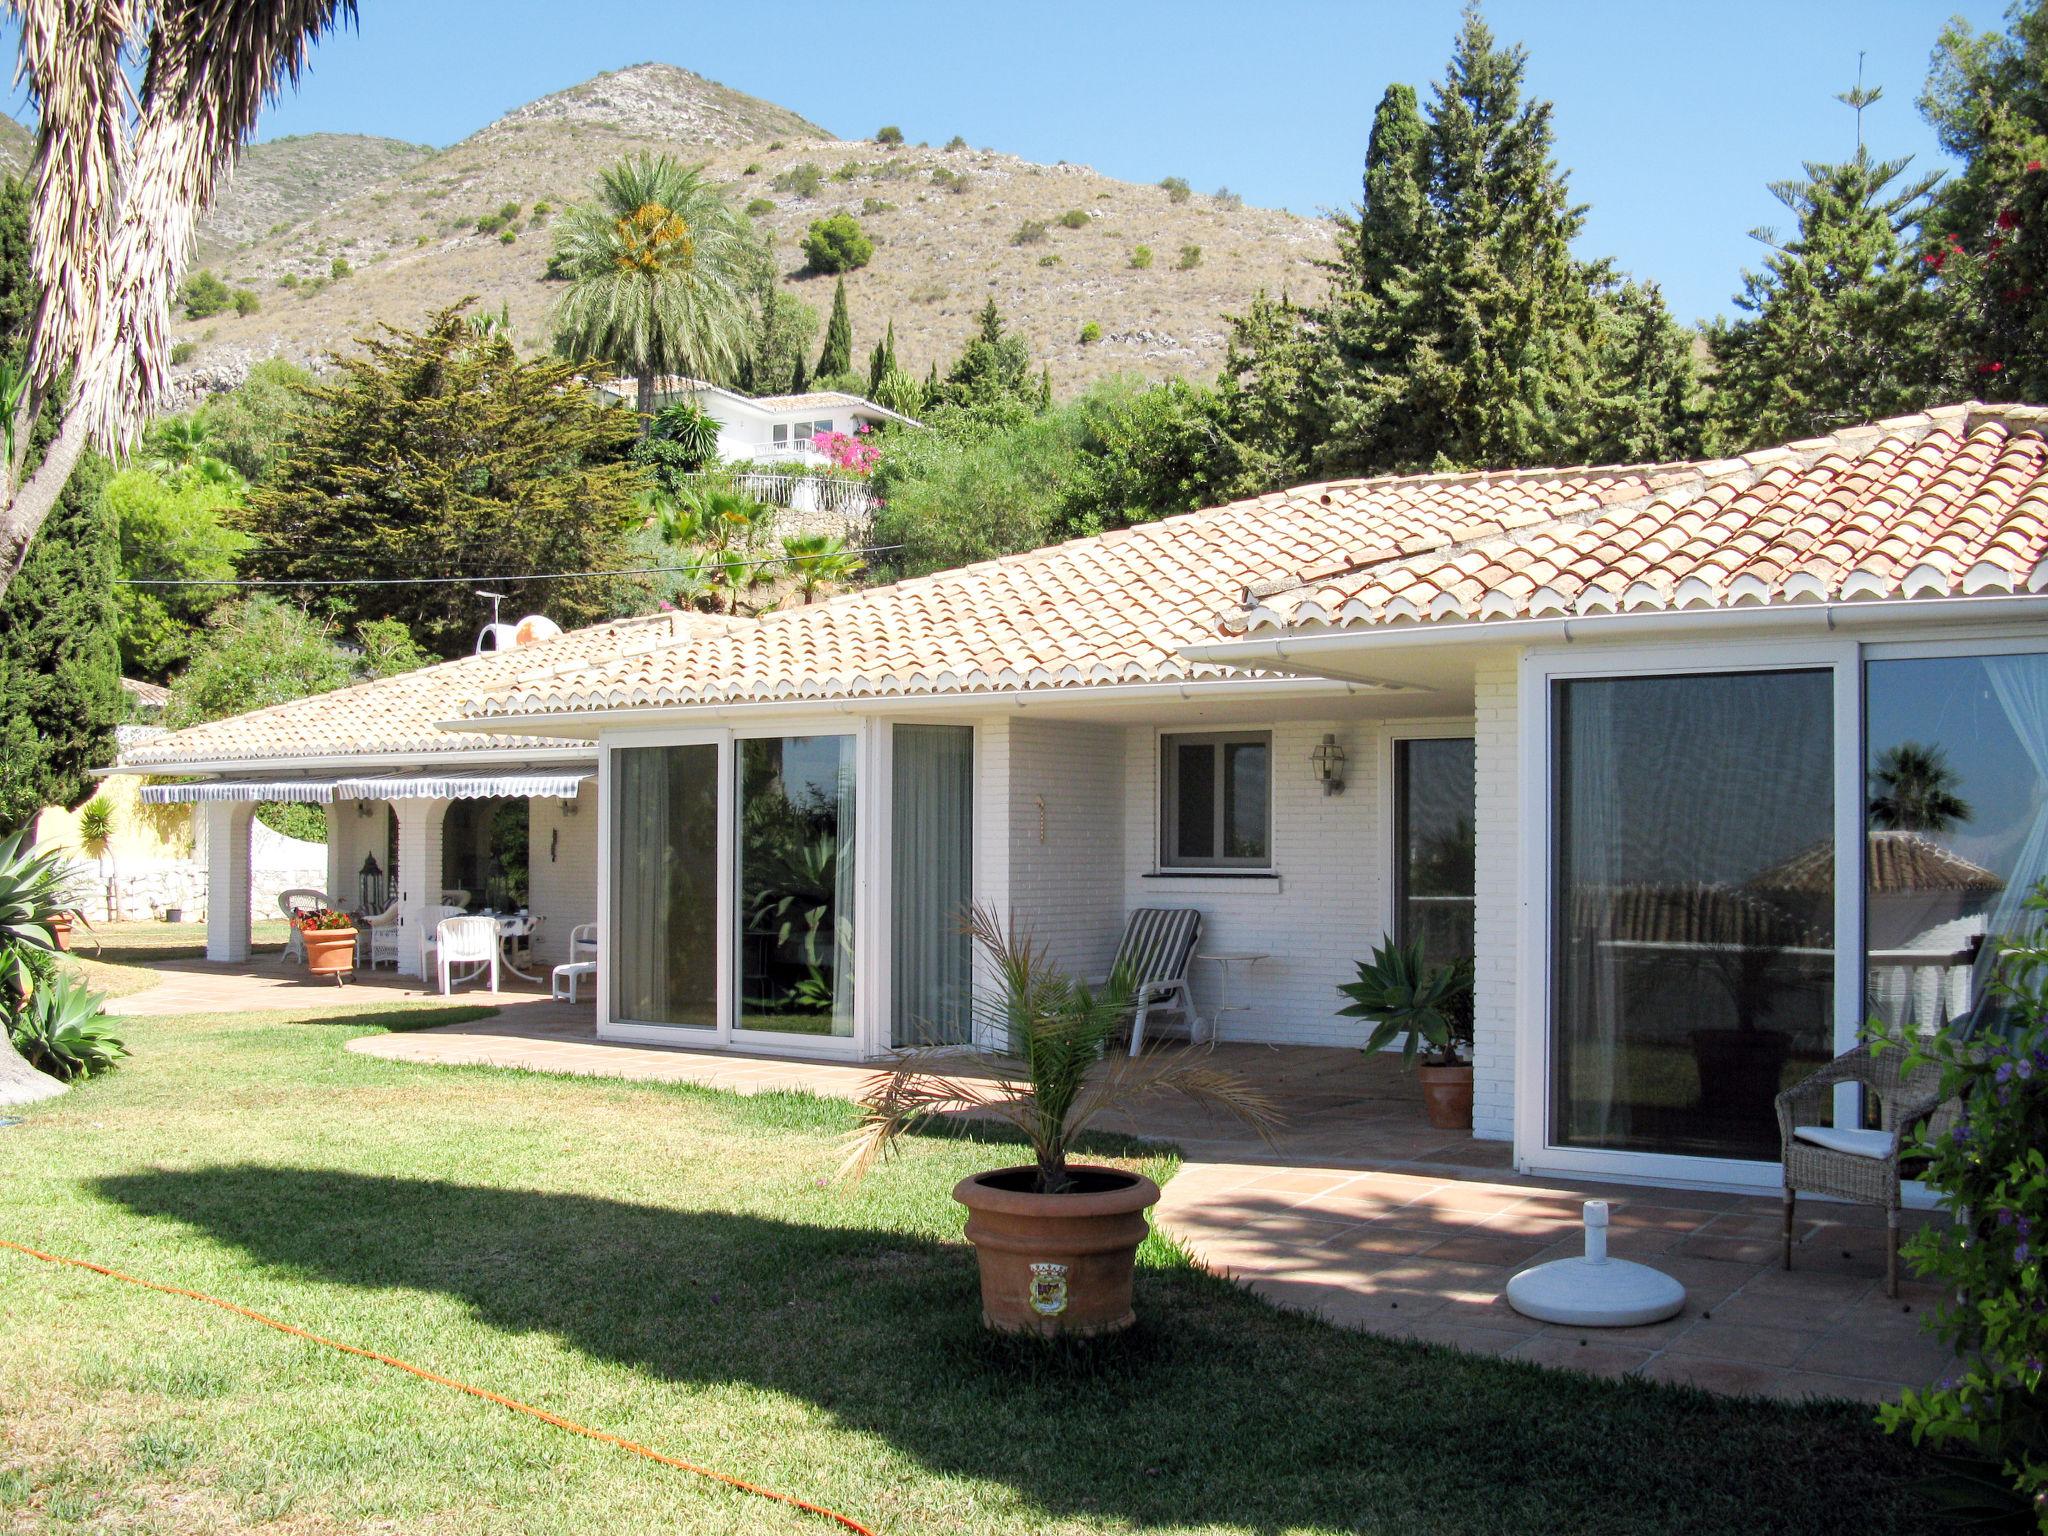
[293,907,357,985]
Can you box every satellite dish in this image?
[475,622,520,654]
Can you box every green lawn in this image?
[0,999,1944,1535]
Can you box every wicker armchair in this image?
[1776,1047,1952,1297]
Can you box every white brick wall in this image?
[1470,662,1520,1142]
[1003,717,1126,979]
[1117,718,1391,1047]
[527,784,597,967]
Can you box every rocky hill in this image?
[169,63,1335,397]
[199,133,437,259]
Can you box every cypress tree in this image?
[1706,82,1949,449]
[0,173,120,831]
[815,276,853,379]
[790,349,809,394]
[867,319,897,396]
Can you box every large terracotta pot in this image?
[953,1164,1161,1338]
[302,927,357,985]
[47,913,72,953]
[1417,1062,1474,1130]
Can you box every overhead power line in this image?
[115,545,905,589]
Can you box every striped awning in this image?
[139,771,593,806]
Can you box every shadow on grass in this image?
[91,1166,1938,1536]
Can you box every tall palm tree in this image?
[550,155,760,420]
[0,1,352,596]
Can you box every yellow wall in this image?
[31,776,193,864]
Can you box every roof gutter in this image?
[97,743,598,780]
[1178,593,2048,674]
[441,674,1410,737]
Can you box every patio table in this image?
[483,912,541,984]
[1192,951,1266,1043]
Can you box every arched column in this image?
[199,801,257,963]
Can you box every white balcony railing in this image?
[688,470,875,524]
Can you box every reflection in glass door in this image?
[611,744,720,1029]
[1393,738,1476,968]
[1551,670,1836,1161]
[1865,651,2048,1041]
[736,735,857,1037]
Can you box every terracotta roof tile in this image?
[1241,405,2048,631]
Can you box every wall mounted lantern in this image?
[1311,733,1347,796]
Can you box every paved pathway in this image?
[113,959,1954,1402]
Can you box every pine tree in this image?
[0,173,120,831]
[932,299,1035,416]
[867,319,897,397]
[815,275,853,380]
[1585,280,1705,463]
[1706,80,1949,449]
[241,303,642,658]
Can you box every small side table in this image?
[1192,951,1267,1043]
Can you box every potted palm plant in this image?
[845,904,1280,1337]
[1338,936,1475,1129]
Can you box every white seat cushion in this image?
[1792,1125,1896,1160]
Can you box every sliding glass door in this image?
[611,743,720,1030]
[1550,670,1836,1162]
[735,735,857,1039]
[891,724,974,1047]
[1864,650,2048,1041]
[1393,737,1476,969]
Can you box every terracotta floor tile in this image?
[1667,1320,1825,1367]
[1401,1320,1529,1356]
[1795,1331,1956,1384]
[1422,1230,1557,1267]
[1507,1335,1655,1379]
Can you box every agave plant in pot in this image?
[1338,936,1475,1130]
[845,904,1281,1337]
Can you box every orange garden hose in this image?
[0,1239,878,1535]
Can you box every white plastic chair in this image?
[552,922,599,1002]
[414,902,468,978]
[439,887,471,908]
[569,923,597,961]
[434,915,500,996]
[277,887,334,964]
[356,898,403,969]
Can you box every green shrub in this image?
[1160,175,1191,203]
[231,288,260,316]
[875,125,904,146]
[768,139,785,151]
[802,214,873,273]
[278,272,299,288]
[1037,254,1061,268]
[1012,220,1047,246]
[499,229,516,244]
[10,971,125,1080]
[497,201,521,223]
[1128,245,1153,270]
[475,213,505,235]
[330,256,351,280]
[929,167,971,195]
[1058,209,1089,230]
[1212,186,1243,209]
[532,201,551,218]
[1079,322,1101,345]
[861,197,895,217]
[1177,244,1202,270]
[773,162,824,198]
[831,162,862,183]
[178,269,231,319]
[944,135,966,151]
[745,196,774,217]
[1878,888,2048,1524]
[170,340,197,366]
[874,157,914,182]
[743,162,761,176]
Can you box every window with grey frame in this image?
[1159,731,1271,869]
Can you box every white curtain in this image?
[830,738,859,1036]
[891,726,974,1047]
[1982,654,2048,943]
[1559,680,1625,1146]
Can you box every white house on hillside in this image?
[598,376,919,466]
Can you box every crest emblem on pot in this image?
[1028,1262,1069,1316]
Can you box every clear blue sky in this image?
[12,1,2013,324]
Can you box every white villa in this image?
[598,375,918,466]
[112,403,2048,1196]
